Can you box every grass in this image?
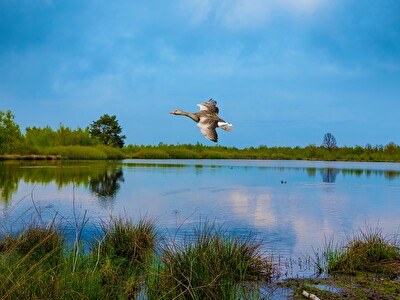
[147,223,272,299]
[280,226,400,299]
[0,213,398,299]
[122,143,400,162]
[2,142,400,162]
[41,145,120,159]
[325,226,400,278]
[280,275,400,300]
[0,220,64,298]
[0,217,273,299]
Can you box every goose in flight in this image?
[170,99,233,142]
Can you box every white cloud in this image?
[179,0,326,29]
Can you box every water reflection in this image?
[0,159,399,279]
[89,169,124,207]
[320,168,339,183]
[0,161,124,205]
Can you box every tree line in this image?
[0,110,125,154]
[1,109,399,162]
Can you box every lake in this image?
[1,159,399,277]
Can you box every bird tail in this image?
[218,121,233,132]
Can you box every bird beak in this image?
[170,111,174,114]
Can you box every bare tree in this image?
[322,133,337,150]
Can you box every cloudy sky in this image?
[1,0,399,147]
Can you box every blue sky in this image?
[1,0,399,147]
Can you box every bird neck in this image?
[176,110,199,122]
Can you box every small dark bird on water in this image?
[170,99,233,142]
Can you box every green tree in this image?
[0,109,22,154]
[90,114,126,147]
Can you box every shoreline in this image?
[1,155,400,163]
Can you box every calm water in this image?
[1,159,400,277]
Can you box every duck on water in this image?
[170,99,233,142]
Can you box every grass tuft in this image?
[0,222,64,267]
[325,226,400,278]
[148,223,272,299]
[100,216,157,266]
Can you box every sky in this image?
[1,0,399,148]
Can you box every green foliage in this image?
[0,223,64,268]
[324,227,400,278]
[0,161,126,203]
[0,217,272,299]
[148,223,272,299]
[41,146,108,159]
[1,109,400,162]
[90,114,126,148]
[100,217,156,267]
[95,144,125,159]
[121,142,400,162]
[25,125,94,147]
[38,145,124,159]
[0,110,23,154]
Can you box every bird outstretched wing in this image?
[197,118,218,142]
[197,99,219,114]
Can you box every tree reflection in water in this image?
[320,168,340,183]
[0,161,124,206]
[89,169,124,208]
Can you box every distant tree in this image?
[322,133,337,150]
[0,109,22,154]
[25,126,57,147]
[90,114,126,148]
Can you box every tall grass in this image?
[122,143,400,162]
[0,216,158,299]
[147,223,272,299]
[316,226,400,279]
[0,218,273,299]
[39,145,124,159]
[0,221,64,298]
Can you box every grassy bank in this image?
[123,143,400,162]
[282,227,400,299]
[0,218,272,299]
[1,217,399,299]
[1,142,400,162]
[1,145,125,160]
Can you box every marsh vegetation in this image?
[1,216,399,299]
[1,109,400,161]
[0,217,273,299]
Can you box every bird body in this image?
[170,99,232,142]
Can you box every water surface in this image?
[1,159,399,276]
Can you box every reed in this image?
[39,145,125,159]
[147,223,272,299]
[99,216,157,269]
[0,221,64,299]
[317,226,400,279]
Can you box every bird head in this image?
[170,109,182,115]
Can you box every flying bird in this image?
[170,99,233,142]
